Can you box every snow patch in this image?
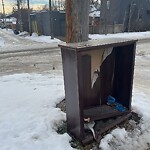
[0,37,4,47]
[25,33,61,44]
[90,31,150,40]
[0,73,74,150]
[18,31,29,36]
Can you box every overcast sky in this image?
[0,0,50,13]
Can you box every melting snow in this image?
[0,29,150,149]
[0,73,74,150]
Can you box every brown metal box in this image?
[59,38,137,143]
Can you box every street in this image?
[0,48,62,76]
[0,29,150,95]
[0,29,62,76]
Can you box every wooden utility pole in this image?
[66,0,89,43]
[1,0,6,26]
[27,0,31,35]
[17,0,23,32]
[49,0,54,39]
[128,3,132,32]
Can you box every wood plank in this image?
[84,105,129,121]
[81,113,132,145]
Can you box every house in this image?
[0,17,17,29]
[100,0,150,33]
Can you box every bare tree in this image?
[12,0,28,32]
[27,0,31,35]
[61,0,65,10]
[17,0,23,32]
[90,0,101,9]
[1,0,6,26]
[42,4,49,11]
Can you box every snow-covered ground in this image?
[0,29,59,52]
[89,31,150,40]
[0,73,74,150]
[0,30,150,150]
[0,37,4,47]
[25,33,61,44]
[1,28,150,53]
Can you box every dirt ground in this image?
[0,48,62,76]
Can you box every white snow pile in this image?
[18,31,30,36]
[90,31,150,41]
[0,73,74,150]
[25,33,61,44]
[0,29,59,52]
[2,28,14,35]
